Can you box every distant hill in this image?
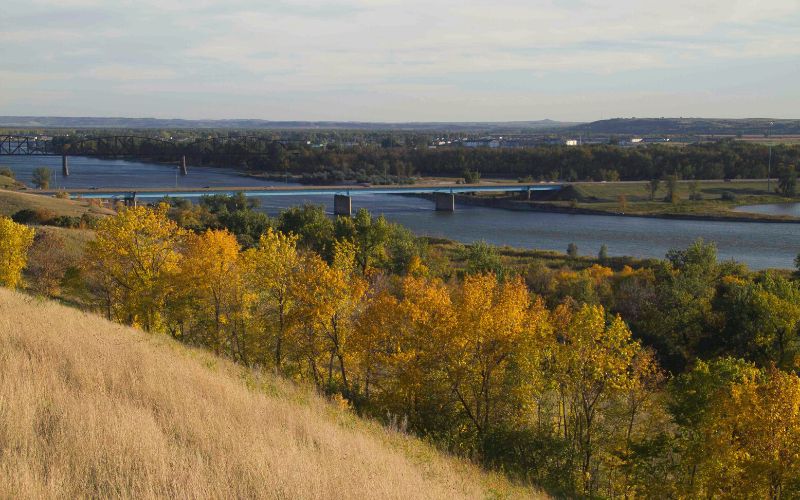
[0,116,576,132]
[568,117,800,136]
[0,288,537,499]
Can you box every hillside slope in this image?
[0,289,536,499]
[0,189,114,218]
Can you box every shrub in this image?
[11,208,55,225]
[721,191,737,202]
[567,242,578,258]
[0,167,14,179]
[50,215,81,228]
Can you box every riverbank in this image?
[451,179,800,223]
[452,194,800,223]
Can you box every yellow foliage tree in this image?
[552,303,642,495]
[0,216,35,289]
[242,228,302,369]
[447,273,550,438]
[177,229,249,360]
[85,205,183,331]
[703,368,800,498]
[291,241,367,393]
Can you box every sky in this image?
[1,0,799,122]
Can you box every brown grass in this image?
[0,189,114,218]
[0,289,537,499]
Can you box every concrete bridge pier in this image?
[180,156,188,176]
[62,155,69,177]
[123,193,138,208]
[334,194,352,216]
[434,192,455,212]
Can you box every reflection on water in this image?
[734,203,800,217]
[2,157,798,270]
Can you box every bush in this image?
[11,208,55,225]
[462,169,481,184]
[50,215,81,228]
[721,191,737,202]
[0,167,14,179]
[482,427,576,496]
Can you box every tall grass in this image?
[0,289,536,499]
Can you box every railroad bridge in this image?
[0,134,299,177]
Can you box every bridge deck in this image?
[41,183,563,199]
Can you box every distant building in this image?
[463,139,500,148]
[565,139,578,146]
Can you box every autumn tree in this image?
[85,204,183,331]
[242,228,302,369]
[447,274,550,439]
[706,368,800,497]
[290,241,367,394]
[552,303,642,495]
[0,215,35,289]
[174,229,250,361]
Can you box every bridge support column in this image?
[123,194,137,208]
[62,155,69,177]
[334,194,351,216]
[180,156,188,176]
[434,192,455,212]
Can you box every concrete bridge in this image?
[45,183,563,215]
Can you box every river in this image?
[2,156,798,270]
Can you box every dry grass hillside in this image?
[0,189,114,218]
[0,289,538,499]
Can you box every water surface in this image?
[2,157,798,269]
[734,203,800,217]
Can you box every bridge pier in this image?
[434,192,455,212]
[62,155,69,177]
[180,156,188,176]
[123,193,137,208]
[334,194,352,216]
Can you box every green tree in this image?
[567,242,578,258]
[645,178,660,201]
[31,167,52,189]
[777,164,797,197]
[277,204,335,260]
[335,208,391,274]
[598,244,609,262]
[461,240,504,276]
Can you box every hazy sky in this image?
[1,0,798,121]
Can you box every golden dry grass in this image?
[0,189,114,218]
[0,289,538,499]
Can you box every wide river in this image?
[3,156,798,270]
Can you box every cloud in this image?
[1,0,798,120]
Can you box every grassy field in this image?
[0,289,538,499]
[0,189,114,218]
[475,180,799,221]
[0,174,23,190]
